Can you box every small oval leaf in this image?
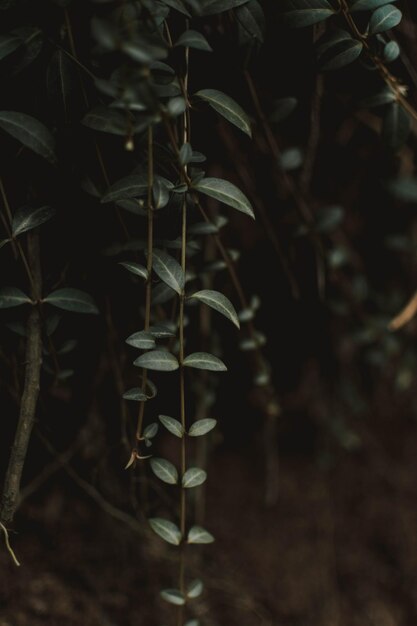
[149,518,182,545]
[183,352,227,371]
[182,467,207,488]
[187,525,215,544]
[134,350,179,371]
[159,414,184,437]
[188,418,217,437]
[150,457,178,485]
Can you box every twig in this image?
[0,521,20,567]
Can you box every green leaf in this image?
[126,331,156,350]
[153,249,185,294]
[360,88,396,108]
[195,89,251,137]
[387,177,417,202]
[160,589,185,605]
[279,147,303,170]
[12,205,55,237]
[159,414,184,437]
[101,175,148,203]
[44,288,98,314]
[0,111,56,164]
[150,457,178,484]
[187,579,203,599]
[282,0,335,28]
[179,142,193,165]
[82,105,128,136]
[119,261,148,280]
[383,40,400,62]
[320,39,363,71]
[183,352,227,371]
[123,387,149,401]
[0,34,21,61]
[162,0,192,16]
[47,49,75,116]
[349,0,397,11]
[149,323,176,338]
[143,422,158,439]
[199,0,249,15]
[0,287,32,308]
[270,98,298,124]
[12,26,43,73]
[194,177,254,219]
[149,518,182,545]
[382,102,410,150]
[187,525,215,544]
[182,467,207,488]
[236,0,265,43]
[167,96,187,117]
[189,289,240,328]
[369,4,402,34]
[134,350,179,371]
[188,418,217,437]
[175,30,212,51]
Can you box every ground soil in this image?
[1,418,417,626]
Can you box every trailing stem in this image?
[0,232,43,527]
[136,125,154,445]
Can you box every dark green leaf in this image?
[150,457,178,484]
[149,518,182,545]
[153,249,185,294]
[387,177,417,202]
[188,418,217,437]
[123,387,149,401]
[349,0,397,11]
[0,34,21,61]
[369,4,402,34]
[175,30,212,51]
[44,288,99,314]
[194,177,254,219]
[101,175,148,203]
[383,40,400,62]
[126,331,155,349]
[270,97,298,124]
[189,289,240,328]
[160,589,185,605]
[236,1,265,43]
[134,350,179,371]
[382,101,410,150]
[82,106,128,136]
[119,261,148,280]
[320,38,363,71]
[47,49,75,116]
[12,205,54,237]
[183,352,227,371]
[282,0,335,28]
[195,89,251,137]
[0,287,32,308]
[0,111,56,164]
[187,579,203,599]
[187,525,214,544]
[182,467,207,488]
[159,414,184,437]
[198,0,249,15]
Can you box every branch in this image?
[0,232,43,526]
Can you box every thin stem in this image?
[136,125,154,443]
[339,0,417,123]
[177,38,189,626]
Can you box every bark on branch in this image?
[0,231,42,526]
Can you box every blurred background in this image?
[1,1,417,625]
